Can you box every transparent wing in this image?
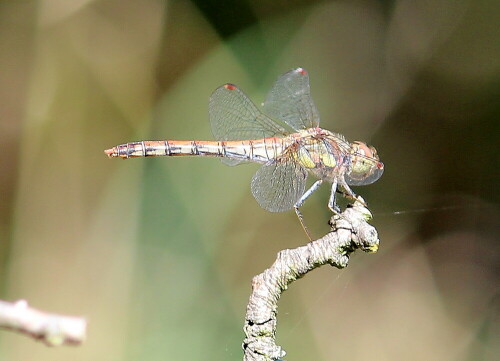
[250,155,308,213]
[263,67,320,131]
[209,84,288,141]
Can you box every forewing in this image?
[251,156,308,213]
[210,84,287,141]
[263,67,320,130]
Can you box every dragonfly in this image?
[105,67,384,239]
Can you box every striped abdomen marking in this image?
[104,138,289,164]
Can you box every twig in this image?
[243,197,380,361]
[0,299,86,346]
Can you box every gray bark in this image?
[243,198,380,360]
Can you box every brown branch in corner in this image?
[0,299,86,346]
[243,197,380,361]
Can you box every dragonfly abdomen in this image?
[106,140,227,159]
[105,138,287,163]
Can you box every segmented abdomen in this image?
[105,138,289,164]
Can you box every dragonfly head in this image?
[345,141,384,186]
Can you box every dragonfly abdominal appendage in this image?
[105,67,384,237]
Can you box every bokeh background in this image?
[0,0,498,360]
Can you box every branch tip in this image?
[0,299,87,346]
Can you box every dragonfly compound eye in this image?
[345,141,384,186]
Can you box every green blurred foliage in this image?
[0,0,498,360]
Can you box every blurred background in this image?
[0,0,498,360]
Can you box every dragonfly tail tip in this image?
[104,148,116,158]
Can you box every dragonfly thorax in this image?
[288,128,351,183]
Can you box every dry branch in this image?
[0,299,86,346]
[243,197,380,361]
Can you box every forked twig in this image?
[243,197,380,361]
[0,299,86,346]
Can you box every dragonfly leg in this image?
[338,178,368,207]
[327,178,341,213]
[294,207,313,241]
[294,180,323,241]
[295,180,323,208]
